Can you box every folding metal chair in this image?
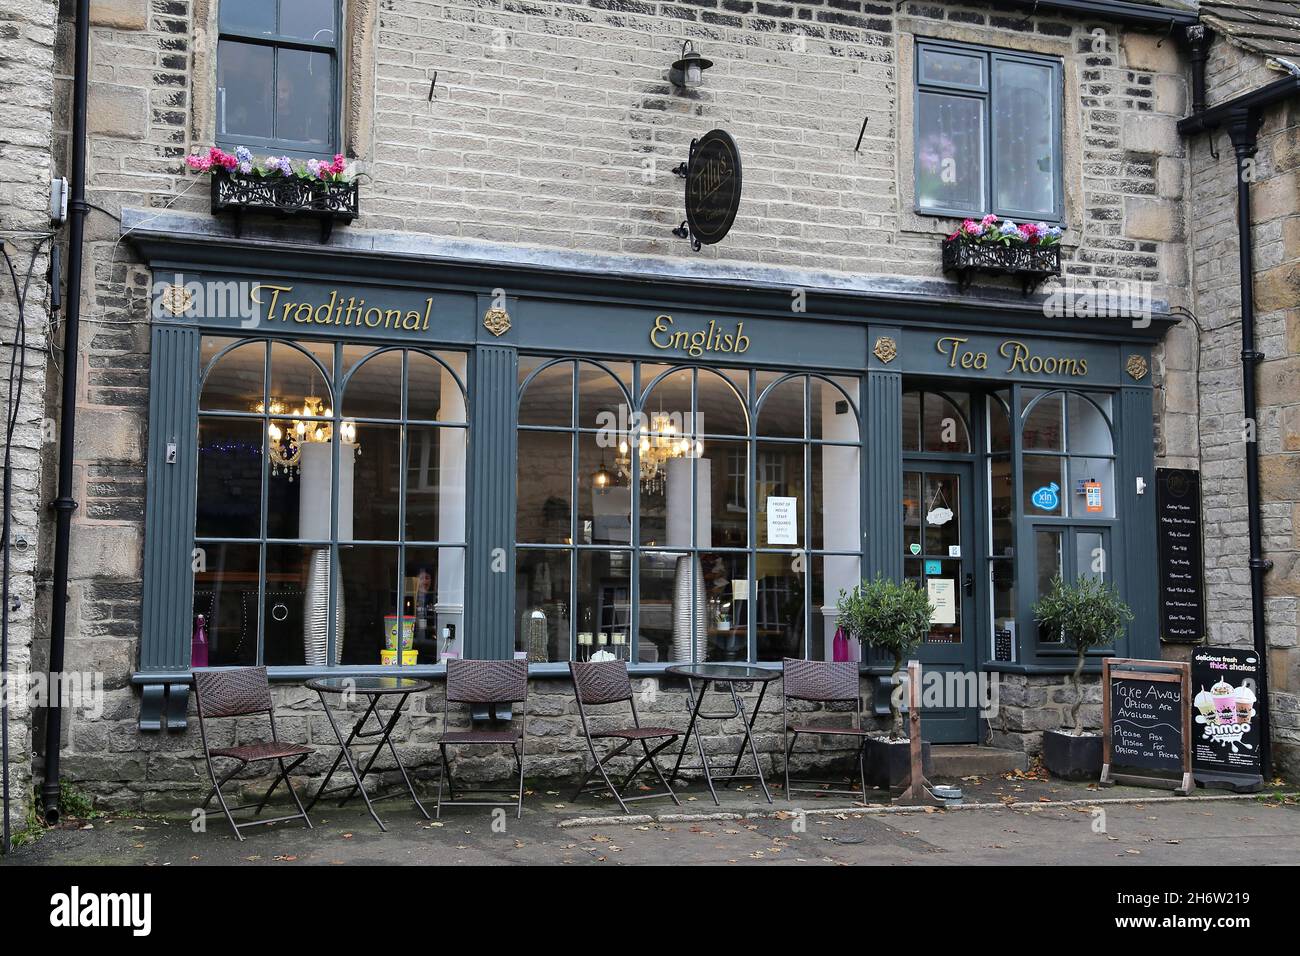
[193,666,315,841]
[781,658,870,799]
[569,660,681,814]
[436,659,529,819]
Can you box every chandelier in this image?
[614,412,702,496]
[253,395,359,480]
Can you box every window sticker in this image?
[1031,482,1060,511]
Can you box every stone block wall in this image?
[0,0,57,839]
[1177,36,1300,780]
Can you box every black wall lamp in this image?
[669,41,713,89]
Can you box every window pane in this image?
[519,360,572,427]
[517,549,571,663]
[916,91,984,214]
[279,0,337,42]
[406,546,464,663]
[408,352,467,423]
[275,48,334,146]
[197,418,263,538]
[517,430,572,544]
[757,442,804,548]
[264,544,311,667]
[343,347,402,420]
[812,554,860,662]
[1022,391,1063,450]
[988,391,1011,453]
[193,543,260,666]
[757,376,803,438]
[339,546,399,665]
[217,40,273,140]
[1075,531,1107,583]
[697,369,748,437]
[919,47,985,89]
[755,551,804,661]
[1035,529,1063,643]
[703,552,749,662]
[902,391,921,452]
[810,377,859,441]
[577,361,631,431]
[638,550,682,664]
[270,340,332,416]
[923,392,971,452]
[700,439,747,549]
[201,339,264,412]
[1067,394,1112,455]
[1023,455,1064,516]
[812,443,860,552]
[580,431,630,545]
[989,456,1013,555]
[405,426,466,542]
[220,0,276,35]
[348,423,400,540]
[991,559,1016,657]
[993,58,1056,217]
[641,366,692,429]
[924,473,961,556]
[576,550,631,661]
[1069,457,1115,518]
[903,470,921,556]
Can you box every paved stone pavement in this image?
[3,775,1297,866]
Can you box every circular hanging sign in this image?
[684,129,742,245]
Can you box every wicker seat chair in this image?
[781,658,870,799]
[193,666,315,841]
[436,659,530,819]
[569,660,681,814]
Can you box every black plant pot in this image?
[864,736,933,790]
[1042,730,1103,781]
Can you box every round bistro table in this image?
[305,675,433,831]
[664,663,780,805]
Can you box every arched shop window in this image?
[1018,388,1117,645]
[902,389,972,453]
[514,358,862,665]
[194,337,468,668]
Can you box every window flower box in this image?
[186,147,359,243]
[941,215,1063,294]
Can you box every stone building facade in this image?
[0,0,1296,821]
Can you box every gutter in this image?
[1177,74,1300,780]
[41,0,90,824]
[1012,0,1198,28]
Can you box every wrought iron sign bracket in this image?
[671,138,703,251]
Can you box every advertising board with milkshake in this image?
[1191,646,1263,792]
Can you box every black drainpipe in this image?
[1225,108,1272,779]
[1185,24,1209,114]
[41,0,91,823]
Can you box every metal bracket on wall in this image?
[138,683,190,732]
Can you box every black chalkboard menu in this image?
[1191,646,1264,792]
[1100,658,1193,795]
[1156,468,1205,643]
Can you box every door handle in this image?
[963,573,974,596]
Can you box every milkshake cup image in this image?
[1194,686,1215,719]
[1233,685,1256,724]
[1211,681,1235,725]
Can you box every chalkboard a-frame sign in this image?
[1100,658,1194,795]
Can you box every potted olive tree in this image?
[1033,576,1134,780]
[837,576,934,789]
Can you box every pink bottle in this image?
[832,626,850,662]
[191,614,209,668]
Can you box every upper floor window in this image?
[914,39,1063,222]
[217,0,340,155]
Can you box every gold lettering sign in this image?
[936,336,1088,377]
[650,314,750,358]
[249,284,432,334]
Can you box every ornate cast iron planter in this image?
[210,168,358,242]
[941,237,1061,294]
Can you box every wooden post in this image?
[896,660,943,807]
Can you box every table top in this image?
[665,663,780,683]
[306,676,432,695]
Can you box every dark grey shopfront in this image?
[131,232,1170,742]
